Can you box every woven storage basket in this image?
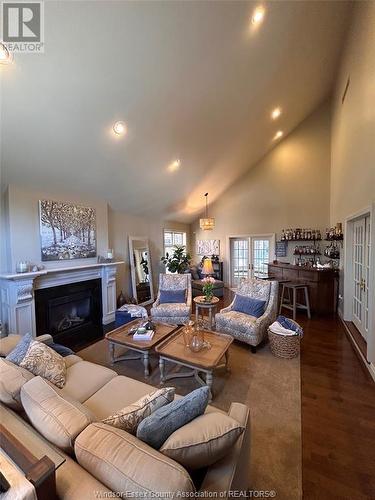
[268,319,303,359]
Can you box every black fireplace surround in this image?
[35,279,103,349]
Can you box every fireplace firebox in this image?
[35,279,103,349]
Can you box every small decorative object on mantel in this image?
[97,255,114,263]
[16,261,31,273]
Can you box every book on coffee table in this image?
[133,330,154,341]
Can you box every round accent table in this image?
[194,295,220,330]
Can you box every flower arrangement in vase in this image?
[202,276,215,302]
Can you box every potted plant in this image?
[161,245,191,274]
[202,276,215,302]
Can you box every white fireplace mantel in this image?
[0,262,124,337]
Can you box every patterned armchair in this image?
[215,278,278,351]
[151,274,192,325]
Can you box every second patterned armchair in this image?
[151,273,192,325]
[215,278,278,351]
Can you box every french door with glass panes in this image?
[230,235,274,287]
[230,238,250,287]
[352,216,371,339]
[250,236,274,277]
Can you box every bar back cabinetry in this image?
[267,263,337,314]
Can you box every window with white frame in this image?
[163,230,187,258]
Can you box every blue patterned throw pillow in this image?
[6,333,33,365]
[136,386,210,449]
[232,294,266,318]
[159,289,186,304]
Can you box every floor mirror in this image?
[128,236,154,306]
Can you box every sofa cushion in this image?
[0,334,53,358]
[49,342,75,357]
[75,423,195,495]
[160,412,245,469]
[20,340,66,388]
[137,386,210,449]
[83,375,159,419]
[60,361,117,403]
[0,358,34,410]
[189,266,200,281]
[102,387,175,434]
[159,289,186,304]
[56,451,112,499]
[232,294,266,318]
[0,335,25,357]
[6,333,33,365]
[64,354,83,369]
[21,376,95,453]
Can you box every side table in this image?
[193,296,220,330]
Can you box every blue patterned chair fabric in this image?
[151,274,192,325]
[215,278,279,347]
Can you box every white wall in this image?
[330,2,375,224]
[3,184,109,272]
[191,102,331,284]
[331,2,375,367]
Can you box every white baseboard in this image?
[340,317,375,383]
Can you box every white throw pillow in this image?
[102,387,174,434]
[20,340,66,388]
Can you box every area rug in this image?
[77,338,302,500]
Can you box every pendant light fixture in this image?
[200,193,215,231]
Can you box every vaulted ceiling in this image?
[1,1,351,222]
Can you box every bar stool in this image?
[279,282,311,320]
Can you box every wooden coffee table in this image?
[155,328,233,401]
[105,319,179,377]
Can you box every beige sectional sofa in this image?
[0,334,251,499]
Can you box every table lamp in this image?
[202,258,214,276]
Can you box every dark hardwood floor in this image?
[216,289,375,499]
[299,314,375,499]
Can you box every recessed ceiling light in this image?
[274,130,283,140]
[168,159,181,172]
[0,43,13,64]
[271,107,282,120]
[113,121,127,136]
[251,6,266,26]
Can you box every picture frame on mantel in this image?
[39,200,97,261]
[196,239,220,256]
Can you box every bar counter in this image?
[267,262,338,314]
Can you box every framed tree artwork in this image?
[39,200,97,261]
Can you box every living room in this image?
[0,1,374,499]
